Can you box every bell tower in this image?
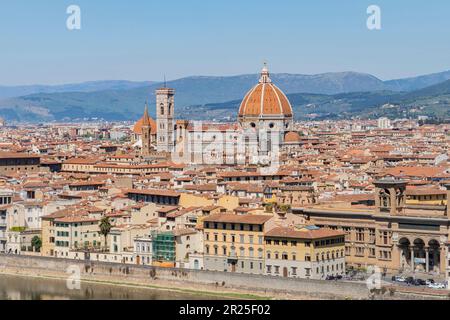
[156,87,175,152]
[374,177,407,215]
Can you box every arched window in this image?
[160,104,165,116]
[258,248,263,259]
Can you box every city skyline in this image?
[1,0,450,85]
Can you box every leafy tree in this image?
[99,216,112,250]
[31,236,42,252]
[279,204,292,213]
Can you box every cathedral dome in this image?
[284,131,301,143]
[238,64,293,118]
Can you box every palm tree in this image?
[99,217,112,251]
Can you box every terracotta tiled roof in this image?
[284,131,301,143]
[133,115,157,135]
[203,213,272,225]
[265,227,345,240]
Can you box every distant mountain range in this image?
[0,70,449,122]
[0,80,156,99]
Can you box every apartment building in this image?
[202,214,272,274]
[264,226,345,279]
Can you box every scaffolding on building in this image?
[151,231,175,262]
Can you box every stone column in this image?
[410,248,414,272]
[392,244,400,272]
[390,187,397,215]
[425,247,429,273]
[440,246,446,274]
[433,249,438,270]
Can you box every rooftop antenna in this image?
[163,74,167,88]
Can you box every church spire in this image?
[141,101,152,157]
[142,101,150,127]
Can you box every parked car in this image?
[428,282,447,289]
[414,279,426,286]
[326,275,335,280]
[425,279,434,286]
[393,276,406,282]
[405,277,415,285]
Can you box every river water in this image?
[0,274,222,300]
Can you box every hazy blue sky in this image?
[1,0,449,85]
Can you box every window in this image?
[369,229,376,242]
[240,234,245,243]
[356,246,364,257]
[382,231,389,245]
[240,247,245,257]
[356,228,365,242]
[267,265,272,273]
[258,249,263,259]
[249,247,254,258]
